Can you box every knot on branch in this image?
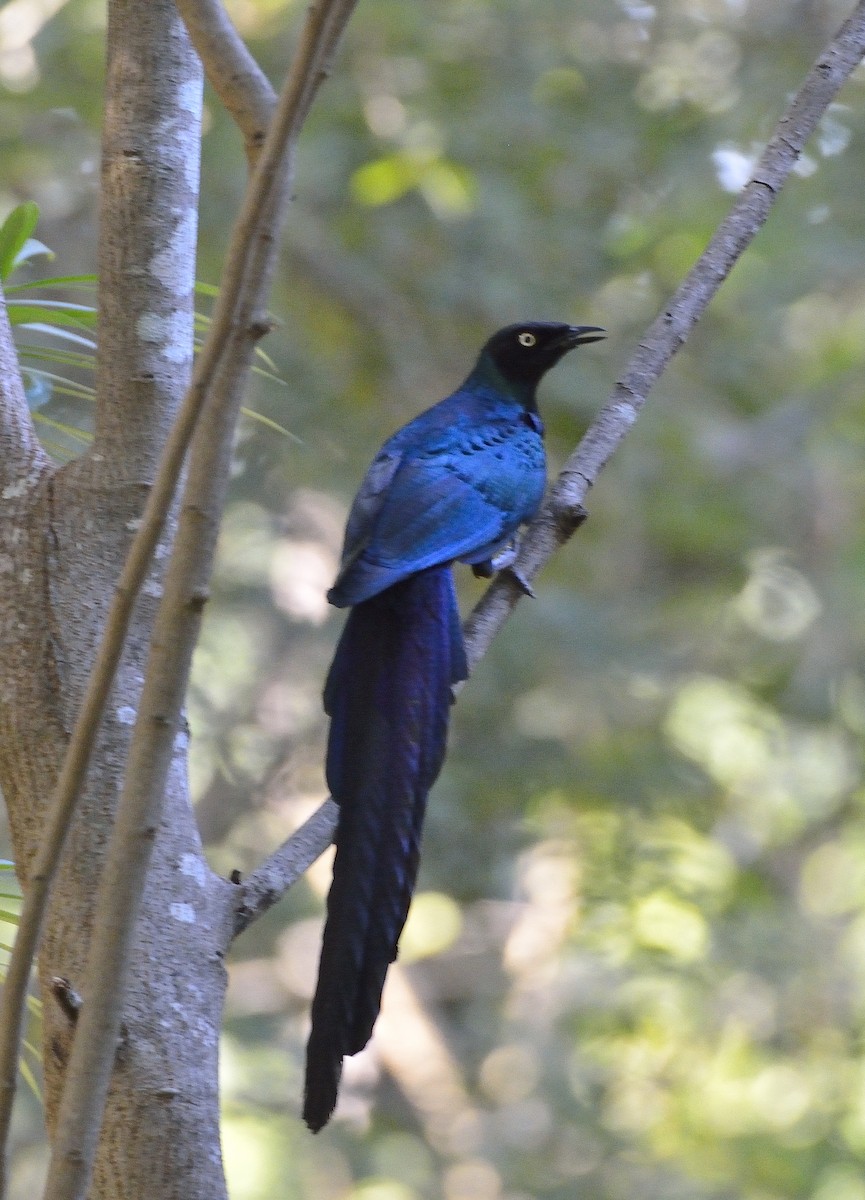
[248,313,275,341]
[550,499,589,543]
[188,588,210,613]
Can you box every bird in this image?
[303,320,605,1132]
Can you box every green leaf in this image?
[5,272,97,293]
[0,202,40,281]
[351,154,418,207]
[7,300,97,330]
[253,344,279,373]
[17,345,96,370]
[0,909,21,924]
[33,414,90,444]
[239,408,301,441]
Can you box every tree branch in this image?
[0,278,48,496]
[174,0,276,155]
[228,0,865,937]
[176,0,355,157]
[463,0,865,666]
[233,800,339,940]
[39,4,358,1198]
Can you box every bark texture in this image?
[0,2,233,1196]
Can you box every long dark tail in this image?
[303,566,467,1132]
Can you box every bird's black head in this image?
[473,321,605,406]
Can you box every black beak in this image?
[566,325,606,347]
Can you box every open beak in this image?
[566,325,606,347]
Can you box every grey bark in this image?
[0,2,232,1197]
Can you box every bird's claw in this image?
[490,542,535,596]
[507,565,535,598]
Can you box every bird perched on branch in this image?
[304,321,605,1132]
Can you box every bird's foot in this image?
[489,544,518,573]
[471,544,534,596]
[471,544,516,578]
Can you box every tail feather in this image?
[303,566,464,1132]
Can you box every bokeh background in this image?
[5,0,865,1197]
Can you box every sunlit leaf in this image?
[7,300,97,330]
[17,345,96,370]
[351,154,418,206]
[238,409,299,440]
[0,202,40,281]
[6,273,97,293]
[33,415,90,445]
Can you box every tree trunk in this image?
[0,2,236,1194]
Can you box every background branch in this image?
[229,0,865,935]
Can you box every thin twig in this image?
[39,4,358,1199]
[228,0,865,938]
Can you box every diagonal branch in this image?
[464,0,865,663]
[39,4,359,1198]
[233,800,339,940]
[231,0,865,940]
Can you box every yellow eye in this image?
[517,331,536,347]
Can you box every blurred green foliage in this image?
[5,0,865,1196]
